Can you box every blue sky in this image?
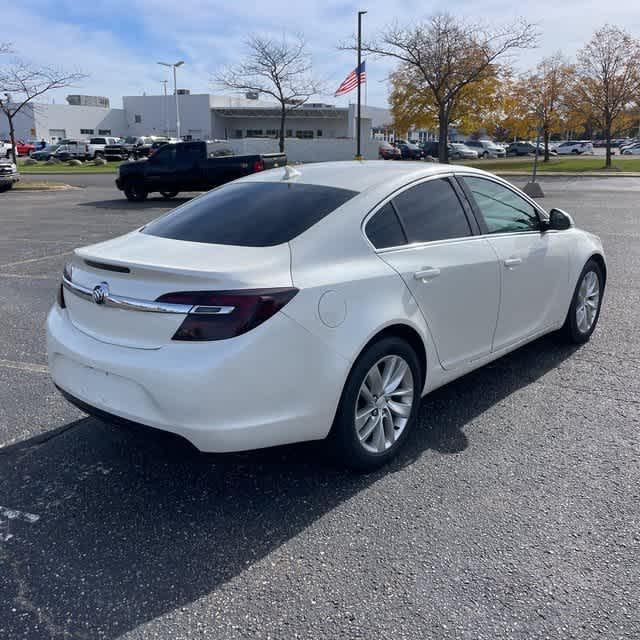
[4,0,640,109]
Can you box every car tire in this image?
[327,336,422,472]
[124,185,148,202]
[482,151,489,159]
[160,191,179,199]
[560,259,604,344]
[0,183,11,192]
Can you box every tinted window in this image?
[463,177,540,234]
[391,179,471,243]
[150,145,176,165]
[366,203,406,249]
[143,182,358,247]
[177,143,203,167]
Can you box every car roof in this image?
[238,160,493,193]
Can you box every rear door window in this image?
[365,202,407,249]
[391,178,472,244]
[143,182,358,247]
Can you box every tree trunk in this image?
[279,105,286,154]
[604,118,611,168]
[437,106,449,164]
[8,114,17,164]
[543,128,550,163]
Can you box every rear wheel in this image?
[124,184,148,202]
[482,151,489,159]
[328,336,422,471]
[0,183,12,192]
[560,259,604,343]
[160,191,179,199]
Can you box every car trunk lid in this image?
[64,231,293,349]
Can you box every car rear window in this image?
[143,182,358,247]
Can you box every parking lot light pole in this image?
[356,10,367,160]
[158,60,184,140]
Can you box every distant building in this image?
[2,92,390,144]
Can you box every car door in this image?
[144,144,177,191]
[371,176,501,370]
[459,175,570,351]
[175,142,205,190]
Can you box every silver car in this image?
[464,140,506,159]
[448,143,479,160]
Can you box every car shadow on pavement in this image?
[0,334,579,639]
[78,197,194,210]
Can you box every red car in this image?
[378,141,402,160]
[16,141,36,156]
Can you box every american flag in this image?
[334,61,366,97]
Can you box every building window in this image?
[246,129,264,137]
[266,129,279,137]
[134,114,142,124]
[232,129,243,139]
[80,128,94,135]
[317,129,323,137]
[296,130,314,139]
[286,129,292,137]
[98,129,111,135]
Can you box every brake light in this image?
[253,159,265,172]
[156,288,298,341]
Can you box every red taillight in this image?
[253,159,265,172]
[156,288,298,341]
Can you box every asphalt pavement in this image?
[0,178,638,639]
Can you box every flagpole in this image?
[356,10,367,160]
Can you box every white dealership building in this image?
[4,92,390,145]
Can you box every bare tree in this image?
[216,34,323,153]
[521,53,574,162]
[341,14,537,163]
[0,58,87,162]
[567,25,640,168]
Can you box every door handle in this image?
[413,267,441,281]
[503,257,522,268]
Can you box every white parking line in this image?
[0,359,49,374]
[0,251,72,269]
[0,273,54,280]
[0,506,41,542]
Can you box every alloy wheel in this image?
[576,270,600,333]
[355,355,415,454]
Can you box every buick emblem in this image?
[92,282,109,305]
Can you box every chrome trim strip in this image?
[61,275,235,315]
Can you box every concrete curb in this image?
[14,184,80,191]
[494,171,640,178]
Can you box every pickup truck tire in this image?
[94,151,104,159]
[160,191,179,199]
[124,185,148,202]
[0,184,12,192]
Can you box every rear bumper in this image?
[46,303,349,452]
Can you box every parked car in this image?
[379,141,402,160]
[0,159,19,191]
[619,139,640,154]
[398,141,423,160]
[87,137,120,159]
[621,143,640,155]
[31,144,63,161]
[419,141,441,158]
[464,140,506,159]
[448,143,479,160]
[16,141,36,156]
[115,140,286,201]
[556,141,594,155]
[49,162,606,470]
[0,140,16,158]
[533,142,558,156]
[506,141,537,156]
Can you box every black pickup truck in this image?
[115,141,286,201]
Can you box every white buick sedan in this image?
[47,162,606,470]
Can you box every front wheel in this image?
[482,151,489,159]
[560,259,604,344]
[327,336,422,471]
[160,191,179,199]
[124,185,148,202]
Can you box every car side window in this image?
[391,178,472,244]
[151,145,176,165]
[365,202,407,249]
[463,177,540,234]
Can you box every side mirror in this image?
[545,208,573,231]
